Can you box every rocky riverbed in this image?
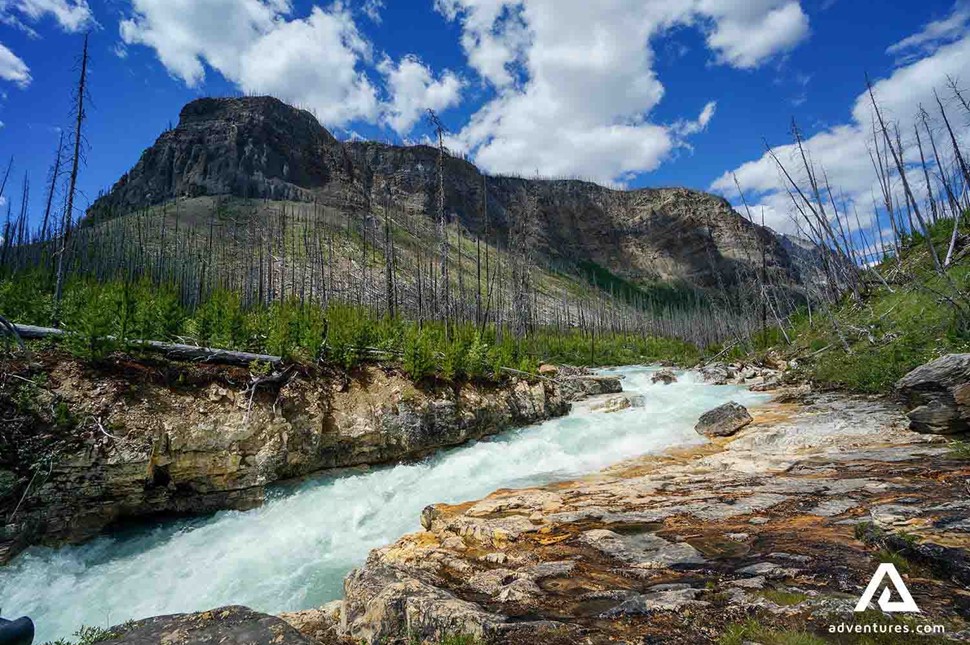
[324,390,969,644]
[87,368,970,645]
[0,353,620,564]
[9,359,970,644]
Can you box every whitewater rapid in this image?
[0,367,769,642]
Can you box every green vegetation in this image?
[406,632,482,645]
[874,548,911,574]
[0,272,699,377]
[42,623,132,645]
[948,440,970,459]
[577,260,702,309]
[719,619,827,645]
[752,217,970,394]
[720,612,959,645]
[758,588,810,606]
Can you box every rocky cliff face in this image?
[89,96,809,289]
[0,353,621,564]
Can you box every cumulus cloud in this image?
[120,0,381,126]
[0,0,94,33]
[0,42,31,88]
[436,0,810,184]
[712,10,970,239]
[698,0,809,69]
[379,55,463,135]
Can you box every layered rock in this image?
[0,354,619,564]
[896,353,970,434]
[323,393,965,644]
[88,96,814,291]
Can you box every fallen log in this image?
[0,315,27,351]
[11,324,283,368]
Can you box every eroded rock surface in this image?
[896,353,970,434]
[329,391,969,644]
[100,606,314,645]
[0,355,618,563]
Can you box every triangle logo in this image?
[854,563,921,613]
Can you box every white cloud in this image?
[379,55,463,135]
[886,1,970,63]
[15,0,93,31]
[0,42,31,88]
[120,0,380,126]
[0,0,94,33]
[698,0,809,69]
[437,0,809,183]
[712,17,970,236]
[361,0,383,23]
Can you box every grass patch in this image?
[948,440,970,459]
[875,549,911,574]
[409,634,482,645]
[769,219,970,394]
[719,619,827,645]
[759,588,810,606]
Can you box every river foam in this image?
[0,367,769,642]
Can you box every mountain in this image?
[89,96,810,291]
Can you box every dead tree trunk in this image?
[53,34,89,325]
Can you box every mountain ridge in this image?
[89,95,809,290]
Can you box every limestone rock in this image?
[0,362,577,563]
[556,375,623,401]
[698,362,736,385]
[280,601,344,644]
[100,606,315,645]
[328,394,966,644]
[537,364,559,377]
[896,354,970,434]
[695,402,753,437]
[590,395,633,414]
[651,368,678,385]
[342,564,505,644]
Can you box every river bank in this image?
[1,366,769,643]
[322,387,969,644]
[69,366,970,645]
[0,351,622,565]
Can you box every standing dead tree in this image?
[53,33,90,325]
[427,109,451,335]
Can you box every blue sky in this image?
[0,0,967,236]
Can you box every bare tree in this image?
[53,34,90,324]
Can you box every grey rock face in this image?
[695,401,753,438]
[100,606,314,645]
[556,374,623,401]
[89,96,813,291]
[589,395,633,413]
[896,353,970,434]
[651,368,678,384]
